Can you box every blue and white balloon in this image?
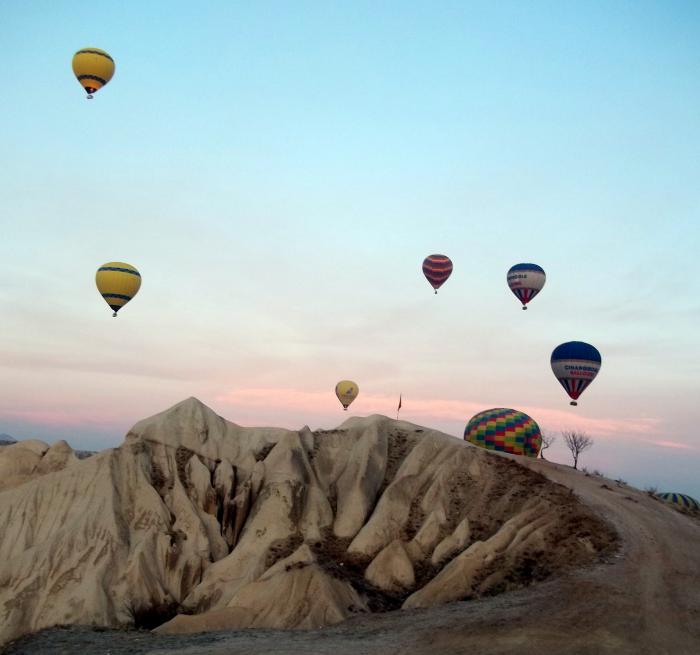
[551,341,601,406]
[507,263,546,310]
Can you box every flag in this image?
[397,394,402,419]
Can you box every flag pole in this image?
[396,393,402,420]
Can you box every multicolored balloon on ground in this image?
[335,380,359,410]
[95,262,141,317]
[657,493,700,511]
[551,341,601,406]
[464,408,542,458]
[422,254,453,294]
[72,48,115,99]
[507,263,546,310]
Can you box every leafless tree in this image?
[539,432,556,460]
[562,430,593,470]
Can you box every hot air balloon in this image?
[464,408,541,458]
[335,380,358,410]
[657,493,700,511]
[422,254,453,294]
[95,262,141,317]
[507,263,545,310]
[72,48,115,99]
[551,341,601,406]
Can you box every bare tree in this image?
[539,432,556,460]
[562,430,593,470]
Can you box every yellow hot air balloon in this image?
[335,380,359,410]
[72,48,115,99]
[96,262,141,317]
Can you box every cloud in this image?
[0,349,207,382]
[647,439,696,451]
[525,406,662,438]
[214,387,666,440]
[214,387,488,419]
[0,408,123,429]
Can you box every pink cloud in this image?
[647,439,696,451]
[519,405,663,438]
[214,388,486,421]
[214,387,664,440]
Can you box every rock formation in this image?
[0,439,79,492]
[0,398,616,646]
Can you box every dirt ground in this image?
[3,456,699,655]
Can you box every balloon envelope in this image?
[72,48,115,97]
[422,254,453,293]
[507,263,545,309]
[657,493,700,511]
[96,262,141,316]
[335,380,359,410]
[464,408,542,458]
[551,341,601,405]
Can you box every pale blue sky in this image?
[1,1,699,495]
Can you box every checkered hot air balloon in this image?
[551,341,601,406]
[464,408,542,458]
[507,263,546,310]
[422,254,453,294]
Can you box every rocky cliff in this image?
[0,398,616,645]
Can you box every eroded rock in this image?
[0,398,617,645]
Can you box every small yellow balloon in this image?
[72,47,115,98]
[335,380,359,410]
[96,262,141,317]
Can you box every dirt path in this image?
[4,458,700,655]
[403,457,700,655]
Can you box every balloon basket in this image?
[570,401,578,406]
[522,306,527,310]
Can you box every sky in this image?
[1,1,698,496]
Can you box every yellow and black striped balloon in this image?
[96,262,141,317]
[72,48,115,98]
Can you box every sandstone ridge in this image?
[0,398,615,645]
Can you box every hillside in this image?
[0,398,619,649]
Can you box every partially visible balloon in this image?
[657,492,700,511]
[72,48,115,99]
[507,263,545,310]
[551,341,601,406]
[96,262,141,317]
[422,254,453,294]
[464,408,542,458]
[335,380,359,410]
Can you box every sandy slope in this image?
[366,456,700,655]
[149,459,699,654]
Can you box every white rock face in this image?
[365,539,415,592]
[0,398,615,645]
[0,439,78,492]
[156,543,368,633]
